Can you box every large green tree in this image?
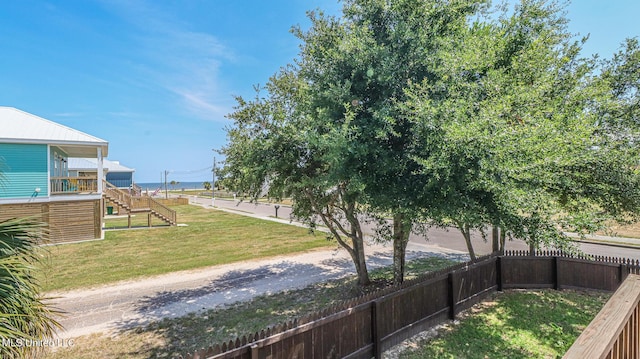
[224,0,640,285]
[402,0,640,258]
[292,0,487,282]
[223,68,374,286]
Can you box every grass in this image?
[598,220,640,239]
[102,214,170,229]
[41,257,609,359]
[36,203,613,358]
[39,205,332,292]
[165,189,295,206]
[399,290,610,359]
[41,256,459,359]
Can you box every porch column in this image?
[97,147,104,193]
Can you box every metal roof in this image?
[0,107,108,157]
[68,158,135,173]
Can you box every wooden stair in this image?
[103,181,177,226]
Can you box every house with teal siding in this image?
[0,143,49,198]
[0,107,109,243]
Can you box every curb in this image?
[570,238,640,250]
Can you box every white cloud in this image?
[141,28,232,121]
[100,0,233,122]
[173,88,228,120]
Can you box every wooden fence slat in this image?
[193,253,640,359]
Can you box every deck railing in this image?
[132,183,142,196]
[564,274,640,359]
[148,197,177,224]
[103,181,130,205]
[50,176,98,194]
[104,181,177,225]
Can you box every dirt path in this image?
[50,239,467,340]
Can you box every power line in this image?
[170,166,213,175]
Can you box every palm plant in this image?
[0,217,61,358]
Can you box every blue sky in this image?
[0,1,637,182]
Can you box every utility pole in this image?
[164,170,169,199]
[212,151,216,207]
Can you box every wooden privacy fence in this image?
[155,197,189,206]
[180,251,640,359]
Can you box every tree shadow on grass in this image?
[110,251,468,358]
[115,261,335,327]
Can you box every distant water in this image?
[137,181,207,191]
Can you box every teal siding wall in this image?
[0,143,48,198]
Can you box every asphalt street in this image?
[194,196,640,260]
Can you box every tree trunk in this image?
[325,226,371,286]
[499,227,506,255]
[344,200,370,286]
[351,234,371,286]
[492,225,499,253]
[460,223,477,261]
[317,212,371,286]
[304,187,371,286]
[529,230,538,256]
[392,213,412,285]
[529,240,536,256]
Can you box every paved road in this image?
[191,196,640,260]
[193,196,519,254]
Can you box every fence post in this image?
[620,263,629,285]
[496,256,503,292]
[553,256,559,290]
[371,300,382,359]
[448,272,456,320]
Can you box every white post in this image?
[47,145,51,196]
[97,147,105,240]
[97,147,104,193]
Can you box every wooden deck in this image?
[564,274,640,359]
[50,176,98,194]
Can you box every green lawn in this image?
[399,290,609,359]
[39,205,332,292]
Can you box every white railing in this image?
[50,176,98,194]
